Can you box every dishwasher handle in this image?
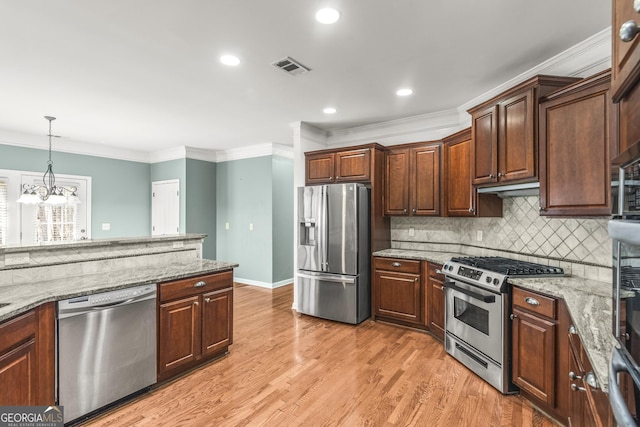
[58,287,157,319]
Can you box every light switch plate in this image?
[408,227,415,237]
[477,230,483,242]
[225,222,229,230]
[5,252,30,266]
[249,223,254,231]
[102,223,111,231]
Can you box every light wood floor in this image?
[84,284,558,427]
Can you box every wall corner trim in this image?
[234,277,293,289]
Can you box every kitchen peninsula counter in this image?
[373,248,615,392]
[0,258,238,323]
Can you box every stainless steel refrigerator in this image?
[296,183,370,324]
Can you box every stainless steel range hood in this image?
[476,182,539,198]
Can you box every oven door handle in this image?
[444,281,496,303]
[609,347,640,427]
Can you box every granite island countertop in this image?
[373,248,615,392]
[0,259,238,323]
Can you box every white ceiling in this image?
[0,1,610,154]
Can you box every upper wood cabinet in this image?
[305,148,371,184]
[539,70,613,216]
[443,128,503,217]
[469,75,580,186]
[384,143,441,216]
[612,0,640,102]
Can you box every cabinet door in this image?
[201,289,233,357]
[427,264,445,340]
[612,0,640,100]
[445,137,474,217]
[306,153,335,184]
[158,296,201,375]
[384,149,410,215]
[374,270,422,324]
[499,89,535,182]
[472,105,499,185]
[539,81,611,216]
[411,145,440,216]
[0,338,37,405]
[335,148,371,182]
[512,308,556,406]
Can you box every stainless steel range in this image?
[441,256,564,394]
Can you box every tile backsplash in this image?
[392,196,611,268]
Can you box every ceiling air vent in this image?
[272,56,311,76]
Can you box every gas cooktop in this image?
[442,256,566,293]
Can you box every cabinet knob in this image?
[468,207,475,213]
[569,371,582,380]
[489,174,495,179]
[194,281,206,288]
[414,278,419,283]
[194,301,199,306]
[205,297,211,303]
[412,208,416,214]
[620,20,640,42]
[571,383,586,392]
[635,0,640,13]
[509,313,517,320]
[568,325,577,335]
[497,172,504,178]
[403,208,408,213]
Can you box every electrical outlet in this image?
[477,230,483,242]
[102,223,111,231]
[225,222,230,230]
[408,227,415,237]
[172,241,184,249]
[249,223,254,231]
[5,252,30,266]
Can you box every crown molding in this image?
[323,27,612,147]
[216,143,293,163]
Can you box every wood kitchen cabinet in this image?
[539,70,613,216]
[384,143,441,216]
[305,147,372,184]
[468,75,579,186]
[567,326,613,427]
[442,128,503,217]
[373,257,422,325]
[158,270,234,382]
[425,262,445,340]
[511,287,572,423]
[0,303,55,406]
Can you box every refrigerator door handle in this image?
[296,272,356,285]
[320,186,328,271]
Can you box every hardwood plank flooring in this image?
[84,284,559,427]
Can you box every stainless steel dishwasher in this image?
[58,283,157,423]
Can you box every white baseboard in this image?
[234,277,293,289]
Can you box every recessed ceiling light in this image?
[220,55,240,66]
[315,8,341,24]
[396,88,413,97]
[323,107,337,114]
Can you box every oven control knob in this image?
[493,278,500,285]
[486,276,492,283]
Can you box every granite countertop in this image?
[0,233,207,255]
[0,259,238,323]
[373,248,615,392]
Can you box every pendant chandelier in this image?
[17,116,81,205]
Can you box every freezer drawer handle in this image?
[297,272,356,284]
[444,281,496,303]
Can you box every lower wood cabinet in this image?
[0,303,55,406]
[158,270,234,382]
[373,257,445,340]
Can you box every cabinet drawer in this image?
[160,270,233,302]
[512,287,556,319]
[374,257,421,274]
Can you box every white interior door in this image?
[152,180,179,236]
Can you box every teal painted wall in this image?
[216,156,273,283]
[185,158,216,259]
[271,156,294,283]
[150,159,186,233]
[0,144,150,238]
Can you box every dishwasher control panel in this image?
[58,283,157,314]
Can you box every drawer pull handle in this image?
[620,20,640,42]
[194,281,207,288]
[568,325,577,335]
[569,371,582,380]
[571,383,586,392]
[524,297,540,306]
[392,262,402,267]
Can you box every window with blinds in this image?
[0,180,7,246]
[33,204,79,243]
